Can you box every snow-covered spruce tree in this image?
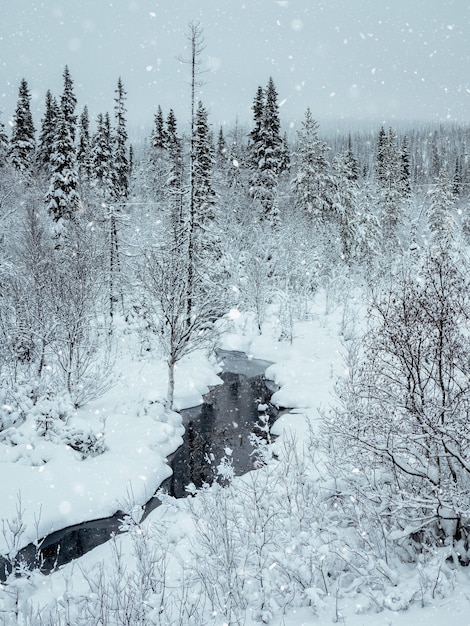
[165,108,185,247]
[249,77,286,225]
[350,181,381,270]
[77,105,93,185]
[344,133,359,182]
[328,248,470,562]
[113,77,129,200]
[216,125,228,169]
[36,90,59,176]
[91,112,116,194]
[60,65,77,143]
[9,78,35,174]
[0,111,9,167]
[90,111,120,321]
[291,107,333,224]
[152,105,166,150]
[192,100,217,248]
[46,67,80,229]
[331,151,358,263]
[149,104,168,200]
[427,167,455,248]
[375,125,387,184]
[453,156,463,197]
[375,126,404,250]
[45,109,80,225]
[249,84,264,168]
[104,78,130,322]
[400,134,411,196]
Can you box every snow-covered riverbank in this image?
[1,295,469,625]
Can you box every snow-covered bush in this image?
[35,393,73,437]
[0,383,34,433]
[62,424,107,459]
[34,394,106,459]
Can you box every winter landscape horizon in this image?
[1,2,470,625]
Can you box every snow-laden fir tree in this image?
[249,85,264,165]
[375,126,404,249]
[149,105,168,199]
[249,77,285,224]
[91,111,121,321]
[36,90,59,175]
[113,77,129,200]
[344,134,358,182]
[77,105,93,184]
[400,135,411,196]
[375,125,387,184]
[60,65,77,143]
[351,181,381,269]
[375,126,401,192]
[9,78,35,173]
[453,156,463,197]
[193,100,216,232]
[0,111,9,167]
[91,112,116,195]
[280,131,290,173]
[46,109,80,223]
[165,109,184,246]
[427,167,455,248]
[188,100,223,281]
[107,78,129,322]
[216,125,228,169]
[151,105,166,150]
[291,108,332,224]
[331,151,358,262]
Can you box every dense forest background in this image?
[1,56,469,406]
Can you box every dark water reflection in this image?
[158,368,276,500]
[1,351,276,579]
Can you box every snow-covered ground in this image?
[0,337,222,555]
[1,294,469,624]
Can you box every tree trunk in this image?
[167,356,176,410]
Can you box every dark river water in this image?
[0,350,277,580]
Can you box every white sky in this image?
[1,0,469,135]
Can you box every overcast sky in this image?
[1,0,469,136]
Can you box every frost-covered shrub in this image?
[62,425,106,459]
[34,394,106,459]
[35,393,73,437]
[0,384,35,433]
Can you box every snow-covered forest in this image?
[1,21,470,625]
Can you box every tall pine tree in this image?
[113,77,129,199]
[91,112,115,195]
[249,77,285,224]
[61,65,77,143]
[9,78,35,173]
[193,101,216,234]
[37,90,59,174]
[428,167,455,248]
[165,109,184,245]
[0,111,9,167]
[149,105,168,199]
[46,109,80,223]
[291,108,332,223]
[77,105,92,183]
